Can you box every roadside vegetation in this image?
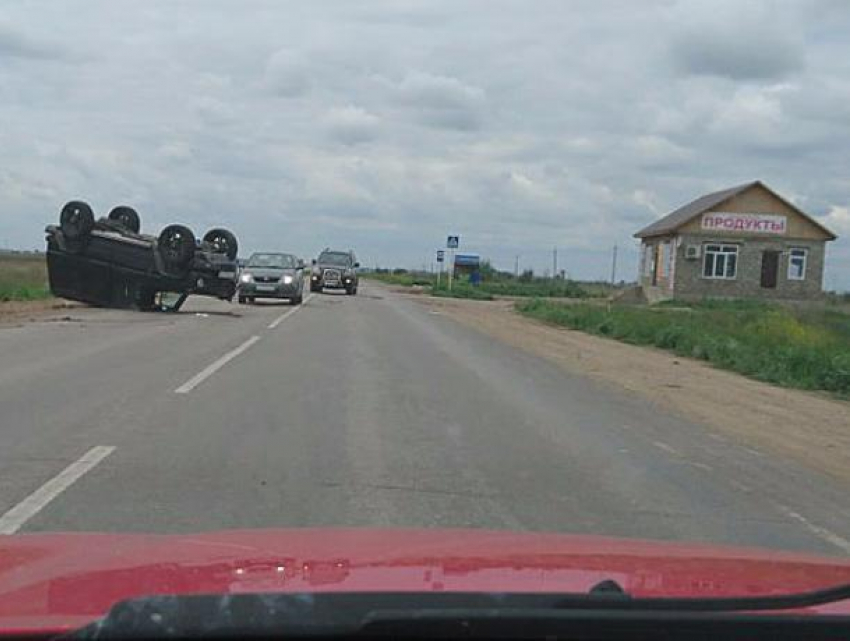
[367,264,612,300]
[366,270,435,287]
[0,252,51,302]
[516,298,850,395]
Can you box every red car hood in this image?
[1,528,849,634]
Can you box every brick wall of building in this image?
[672,234,826,301]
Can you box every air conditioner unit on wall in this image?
[685,245,701,260]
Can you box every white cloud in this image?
[819,206,850,236]
[668,1,805,80]
[324,106,380,145]
[265,49,312,97]
[0,21,67,60]
[632,189,661,216]
[396,71,486,131]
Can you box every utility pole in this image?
[552,247,558,280]
[514,255,519,278]
[611,245,618,286]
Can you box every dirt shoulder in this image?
[0,298,83,326]
[408,293,850,484]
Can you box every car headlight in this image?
[240,273,253,283]
[283,275,293,285]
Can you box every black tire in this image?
[238,295,247,304]
[292,293,303,305]
[136,288,157,311]
[158,224,196,272]
[107,206,141,234]
[310,284,321,293]
[60,201,95,240]
[203,228,238,260]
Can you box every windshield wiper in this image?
[563,578,850,612]
[68,587,850,640]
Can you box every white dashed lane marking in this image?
[0,446,115,534]
[174,335,261,394]
[652,441,679,456]
[773,503,850,555]
[268,293,314,329]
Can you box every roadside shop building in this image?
[634,181,836,302]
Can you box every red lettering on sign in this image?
[701,213,787,234]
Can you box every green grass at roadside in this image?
[0,253,52,302]
[366,270,601,299]
[365,271,435,287]
[475,279,595,298]
[431,282,495,300]
[429,278,596,300]
[516,298,850,395]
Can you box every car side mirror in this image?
[354,262,360,268]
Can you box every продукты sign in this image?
[701,213,787,235]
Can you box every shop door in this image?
[651,244,660,286]
[760,250,779,289]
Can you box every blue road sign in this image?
[454,253,480,267]
[436,250,445,263]
[447,235,459,249]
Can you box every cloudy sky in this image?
[2,0,850,288]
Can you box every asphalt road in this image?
[1,282,848,556]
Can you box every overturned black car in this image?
[45,201,239,311]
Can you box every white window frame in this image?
[702,244,738,280]
[787,248,808,281]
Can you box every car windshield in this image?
[3,1,850,635]
[318,252,351,267]
[248,253,295,269]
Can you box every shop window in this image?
[788,248,808,281]
[703,244,737,279]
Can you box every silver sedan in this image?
[238,252,305,305]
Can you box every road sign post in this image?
[446,236,459,291]
[436,250,444,287]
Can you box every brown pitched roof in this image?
[634,181,837,240]
[634,182,756,238]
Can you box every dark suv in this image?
[310,249,359,295]
[45,201,239,311]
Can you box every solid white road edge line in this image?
[774,502,850,555]
[267,293,314,329]
[175,335,261,394]
[0,446,115,535]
